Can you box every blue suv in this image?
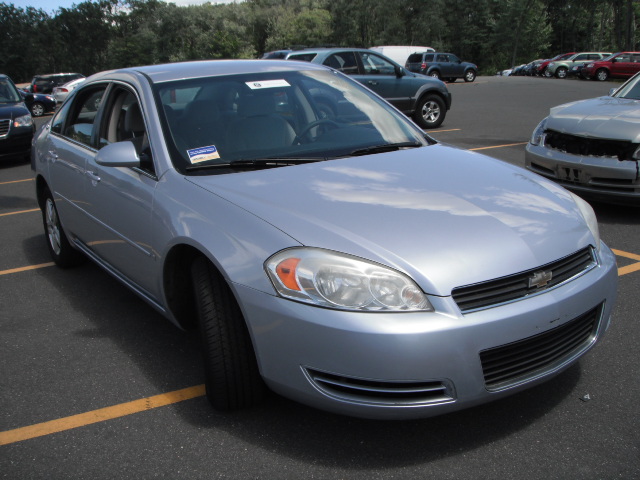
[285,48,452,128]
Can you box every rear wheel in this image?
[41,188,83,268]
[429,70,441,80]
[596,68,609,81]
[413,94,445,129]
[191,257,265,411]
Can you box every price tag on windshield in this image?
[245,80,291,90]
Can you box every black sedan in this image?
[20,91,56,117]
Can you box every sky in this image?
[11,0,239,14]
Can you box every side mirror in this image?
[95,141,141,168]
[395,65,405,78]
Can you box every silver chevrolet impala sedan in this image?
[32,60,618,419]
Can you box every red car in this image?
[581,52,640,81]
[537,52,575,77]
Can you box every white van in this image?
[369,45,435,66]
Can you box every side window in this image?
[101,87,154,175]
[575,54,587,61]
[617,54,631,62]
[424,54,434,62]
[61,85,107,147]
[359,53,395,75]
[323,52,359,74]
[436,54,447,62]
[288,53,317,62]
[450,55,460,63]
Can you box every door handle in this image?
[86,171,101,184]
[48,150,59,162]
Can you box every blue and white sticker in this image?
[187,145,220,164]
[245,79,291,90]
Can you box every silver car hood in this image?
[547,96,640,142]
[187,145,593,296]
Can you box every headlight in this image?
[13,114,33,128]
[265,248,433,312]
[530,117,547,146]
[569,192,600,251]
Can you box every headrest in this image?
[124,103,145,134]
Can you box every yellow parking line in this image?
[471,142,528,151]
[0,178,33,185]
[429,128,461,133]
[612,249,640,276]
[0,263,54,276]
[0,385,206,446]
[0,208,40,217]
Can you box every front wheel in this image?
[41,188,83,267]
[31,102,45,117]
[191,257,265,411]
[413,94,446,129]
[555,67,568,79]
[596,68,609,81]
[464,70,476,82]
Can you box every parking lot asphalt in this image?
[1,76,639,479]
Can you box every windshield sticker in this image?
[187,145,220,164]
[245,79,291,90]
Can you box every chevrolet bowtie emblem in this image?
[529,270,553,289]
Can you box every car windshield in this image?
[601,53,619,62]
[0,78,22,103]
[154,69,430,174]
[613,74,640,100]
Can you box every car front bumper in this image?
[525,143,640,204]
[0,129,34,160]
[235,244,617,419]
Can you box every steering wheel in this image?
[294,118,342,144]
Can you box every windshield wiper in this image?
[347,141,424,157]
[185,157,325,171]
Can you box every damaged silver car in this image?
[526,72,640,205]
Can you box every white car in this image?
[52,77,85,105]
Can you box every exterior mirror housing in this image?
[95,141,141,168]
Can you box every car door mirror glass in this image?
[95,140,141,168]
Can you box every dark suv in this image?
[29,73,84,94]
[0,74,35,161]
[405,52,477,82]
[285,48,452,128]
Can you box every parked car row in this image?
[501,51,640,81]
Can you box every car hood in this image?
[0,102,30,120]
[187,145,594,296]
[547,96,640,142]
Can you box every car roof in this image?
[86,59,332,85]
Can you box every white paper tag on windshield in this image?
[187,145,220,164]
[245,79,291,90]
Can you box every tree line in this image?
[1,0,638,83]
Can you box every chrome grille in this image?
[544,129,638,161]
[480,303,602,391]
[304,368,454,406]
[0,119,10,137]
[452,247,595,312]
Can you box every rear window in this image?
[407,54,422,63]
[287,53,317,62]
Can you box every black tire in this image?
[191,257,264,411]
[555,67,568,79]
[413,94,446,129]
[464,70,476,82]
[31,102,45,117]
[446,77,456,83]
[429,70,441,80]
[596,68,609,81]
[41,187,83,268]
